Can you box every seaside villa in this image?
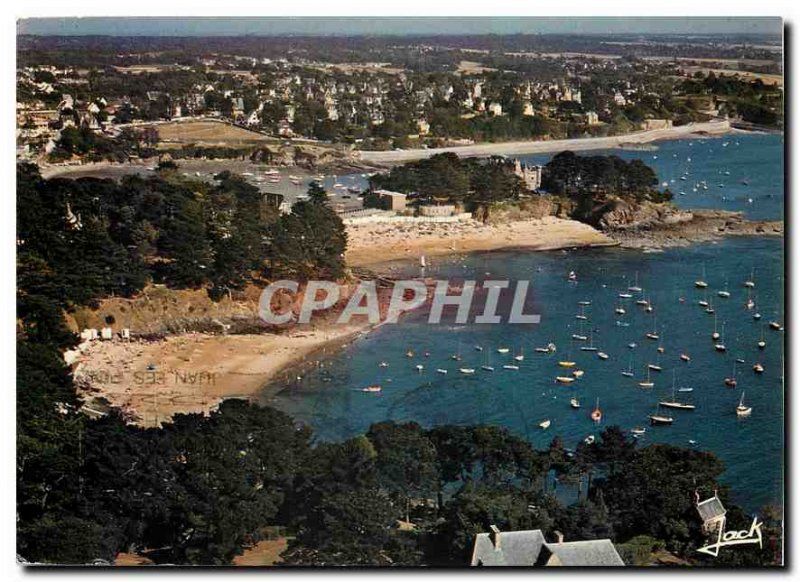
[470,526,625,567]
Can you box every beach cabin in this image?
[100,327,113,340]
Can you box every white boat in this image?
[628,273,643,292]
[436,369,448,375]
[649,409,674,425]
[753,362,765,374]
[769,321,783,331]
[645,316,659,340]
[474,345,483,351]
[556,376,576,384]
[744,268,756,288]
[572,334,588,341]
[639,366,654,388]
[481,365,495,372]
[597,352,609,360]
[459,368,475,375]
[584,435,595,445]
[736,392,752,417]
[420,255,427,268]
[714,323,727,352]
[572,369,584,378]
[678,387,694,393]
[619,292,633,299]
[758,326,766,349]
[631,427,647,436]
[570,397,580,409]
[496,347,510,354]
[568,271,577,282]
[695,265,708,288]
[628,342,637,349]
[362,385,382,393]
[578,300,592,306]
[539,420,551,429]
[416,364,424,372]
[503,364,519,371]
[514,348,524,362]
[379,361,388,368]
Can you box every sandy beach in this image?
[74,324,369,427]
[358,119,734,164]
[346,215,616,267]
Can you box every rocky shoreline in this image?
[605,208,783,250]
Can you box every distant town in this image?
[17,33,782,163]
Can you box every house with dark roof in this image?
[470,525,625,567]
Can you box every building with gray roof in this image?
[470,525,624,567]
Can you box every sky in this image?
[16,17,783,37]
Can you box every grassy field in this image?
[156,119,275,145]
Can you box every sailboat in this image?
[724,361,737,387]
[631,426,647,436]
[436,368,448,374]
[639,366,654,388]
[575,305,588,321]
[480,351,494,372]
[680,351,691,362]
[705,299,715,314]
[714,322,727,352]
[758,326,766,349]
[556,375,576,384]
[496,347,510,354]
[459,367,476,375]
[621,354,634,377]
[736,392,752,417]
[745,289,756,311]
[615,302,626,315]
[753,361,765,374]
[503,363,519,371]
[591,398,603,423]
[568,271,577,283]
[649,404,675,425]
[645,316,659,340]
[744,268,756,288]
[514,348,524,362]
[648,356,663,372]
[769,320,783,331]
[698,290,709,308]
[695,265,709,288]
[717,280,731,298]
[570,396,581,409]
[660,372,696,410]
[629,272,643,293]
[580,332,598,352]
[711,313,720,341]
[597,351,609,360]
[451,341,462,361]
[539,420,551,429]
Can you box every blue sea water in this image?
[261,133,784,511]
